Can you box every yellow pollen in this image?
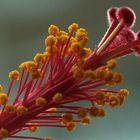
[73,68,85,80]
[66,122,76,132]
[16,105,27,116]
[89,107,100,117]
[103,69,113,82]
[95,68,106,79]
[80,36,89,46]
[119,89,129,97]
[61,113,73,123]
[34,53,45,64]
[76,28,88,35]
[0,128,8,139]
[105,92,113,99]
[76,31,87,42]
[45,45,58,54]
[113,72,123,84]
[43,52,50,62]
[28,124,38,133]
[98,109,106,117]
[52,93,63,103]
[35,97,47,106]
[5,105,15,113]
[95,91,106,101]
[77,108,87,119]
[80,116,91,125]
[117,95,124,105]
[76,59,85,67]
[48,24,59,36]
[46,107,57,116]
[0,93,8,105]
[107,59,117,70]
[78,48,91,58]
[109,96,120,107]
[26,61,36,71]
[71,42,83,53]
[44,136,52,140]
[0,85,3,93]
[84,69,96,80]
[31,69,42,79]
[70,37,76,44]
[58,30,68,36]
[45,35,57,46]
[19,62,27,71]
[59,35,68,45]
[68,23,78,32]
[8,70,20,80]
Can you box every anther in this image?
[35,97,47,106]
[0,93,8,105]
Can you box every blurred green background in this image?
[0,0,140,140]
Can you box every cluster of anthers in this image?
[0,7,140,140]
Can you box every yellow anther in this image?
[98,109,106,117]
[70,37,76,44]
[95,91,105,101]
[89,107,100,117]
[31,69,42,79]
[68,23,78,32]
[96,100,105,106]
[77,108,87,119]
[107,59,117,70]
[66,122,76,132]
[34,53,45,64]
[59,35,68,45]
[26,61,36,71]
[5,105,15,113]
[45,35,57,46]
[58,30,68,37]
[52,93,63,103]
[19,62,27,71]
[44,136,52,140]
[76,31,87,42]
[73,68,85,80]
[35,97,47,106]
[80,37,89,46]
[43,52,50,61]
[78,48,91,58]
[0,128,8,139]
[76,59,85,67]
[48,24,59,35]
[119,89,129,97]
[84,48,91,55]
[45,45,58,54]
[62,113,73,123]
[71,42,83,53]
[76,28,88,35]
[9,70,20,80]
[95,67,106,79]
[105,92,113,99]
[95,91,106,106]
[106,80,116,87]
[103,69,113,82]
[0,85,3,93]
[28,123,38,133]
[16,105,27,116]
[117,95,124,105]
[109,96,120,107]
[113,72,123,84]
[0,93,8,105]
[46,108,57,115]
[80,116,91,125]
[84,69,96,80]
